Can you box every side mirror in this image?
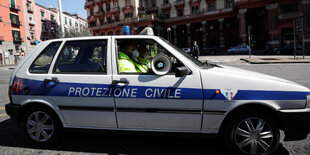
[175,66,190,77]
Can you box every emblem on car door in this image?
[220,89,238,100]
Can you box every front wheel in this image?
[22,106,63,146]
[222,110,280,155]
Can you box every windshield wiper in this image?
[204,61,222,68]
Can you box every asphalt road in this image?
[0,63,310,155]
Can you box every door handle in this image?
[112,79,129,85]
[44,77,59,86]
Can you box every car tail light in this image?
[8,86,13,104]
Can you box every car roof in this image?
[46,35,160,43]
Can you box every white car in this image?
[5,35,310,155]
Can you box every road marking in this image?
[0,107,5,110]
[0,114,7,117]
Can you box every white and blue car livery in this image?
[5,35,310,155]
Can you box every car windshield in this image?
[159,37,205,67]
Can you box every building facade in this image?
[0,0,88,65]
[61,12,88,34]
[35,4,59,42]
[85,0,310,52]
[0,0,27,65]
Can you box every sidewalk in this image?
[199,55,310,64]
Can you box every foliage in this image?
[64,28,93,38]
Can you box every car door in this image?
[111,36,203,131]
[45,38,117,128]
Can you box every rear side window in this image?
[29,42,62,73]
[53,40,107,74]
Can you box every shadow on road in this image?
[0,118,289,154]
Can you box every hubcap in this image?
[234,117,273,155]
[26,111,54,142]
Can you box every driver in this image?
[118,42,148,73]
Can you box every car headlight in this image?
[307,95,310,108]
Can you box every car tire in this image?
[221,109,280,155]
[22,106,63,146]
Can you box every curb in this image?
[240,58,310,64]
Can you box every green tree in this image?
[64,28,93,38]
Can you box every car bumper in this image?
[5,103,22,122]
[277,108,310,141]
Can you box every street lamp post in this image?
[57,0,64,37]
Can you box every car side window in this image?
[53,40,107,74]
[29,42,62,74]
[116,39,185,75]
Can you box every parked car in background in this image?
[201,45,218,55]
[182,47,191,54]
[227,45,251,54]
[273,44,302,55]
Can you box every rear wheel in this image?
[22,106,63,146]
[222,109,280,155]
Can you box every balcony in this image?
[161,3,171,10]
[278,12,303,21]
[10,4,20,11]
[148,6,158,13]
[95,0,103,5]
[41,17,47,22]
[111,7,120,14]
[85,0,95,8]
[27,7,34,13]
[174,0,185,8]
[13,37,23,43]
[95,10,105,17]
[28,21,35,26]
[30,40,36,45]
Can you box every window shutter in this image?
[10,14,13,21]
[16,15,20,25]
[10,0,15,6]
[18,31,21,40]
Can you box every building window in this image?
[28,14,33,22]
[90,8,94,16]
[51,14,55,21]
[41,22,47,31]
[106,3,110,11]
[192,5,199,15]
[177,9,183,17]
[75,21,78,27]
[163,0,169,5]
[12,30,21,41]
[116,30,121,35]
[108,31,113,35]
[10,13,20,25]
[164,11,169,18]
[226,0,233,8]
[280,3,298,13]
[30,33,34,40]
[125,12,133,19]
[65,17,67,24]
[10,0,16,8]
[69,19,72,26]
[90,21,96,27]
[41,11,45,19]
[125,0,130,7]
[208,2,214,11]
